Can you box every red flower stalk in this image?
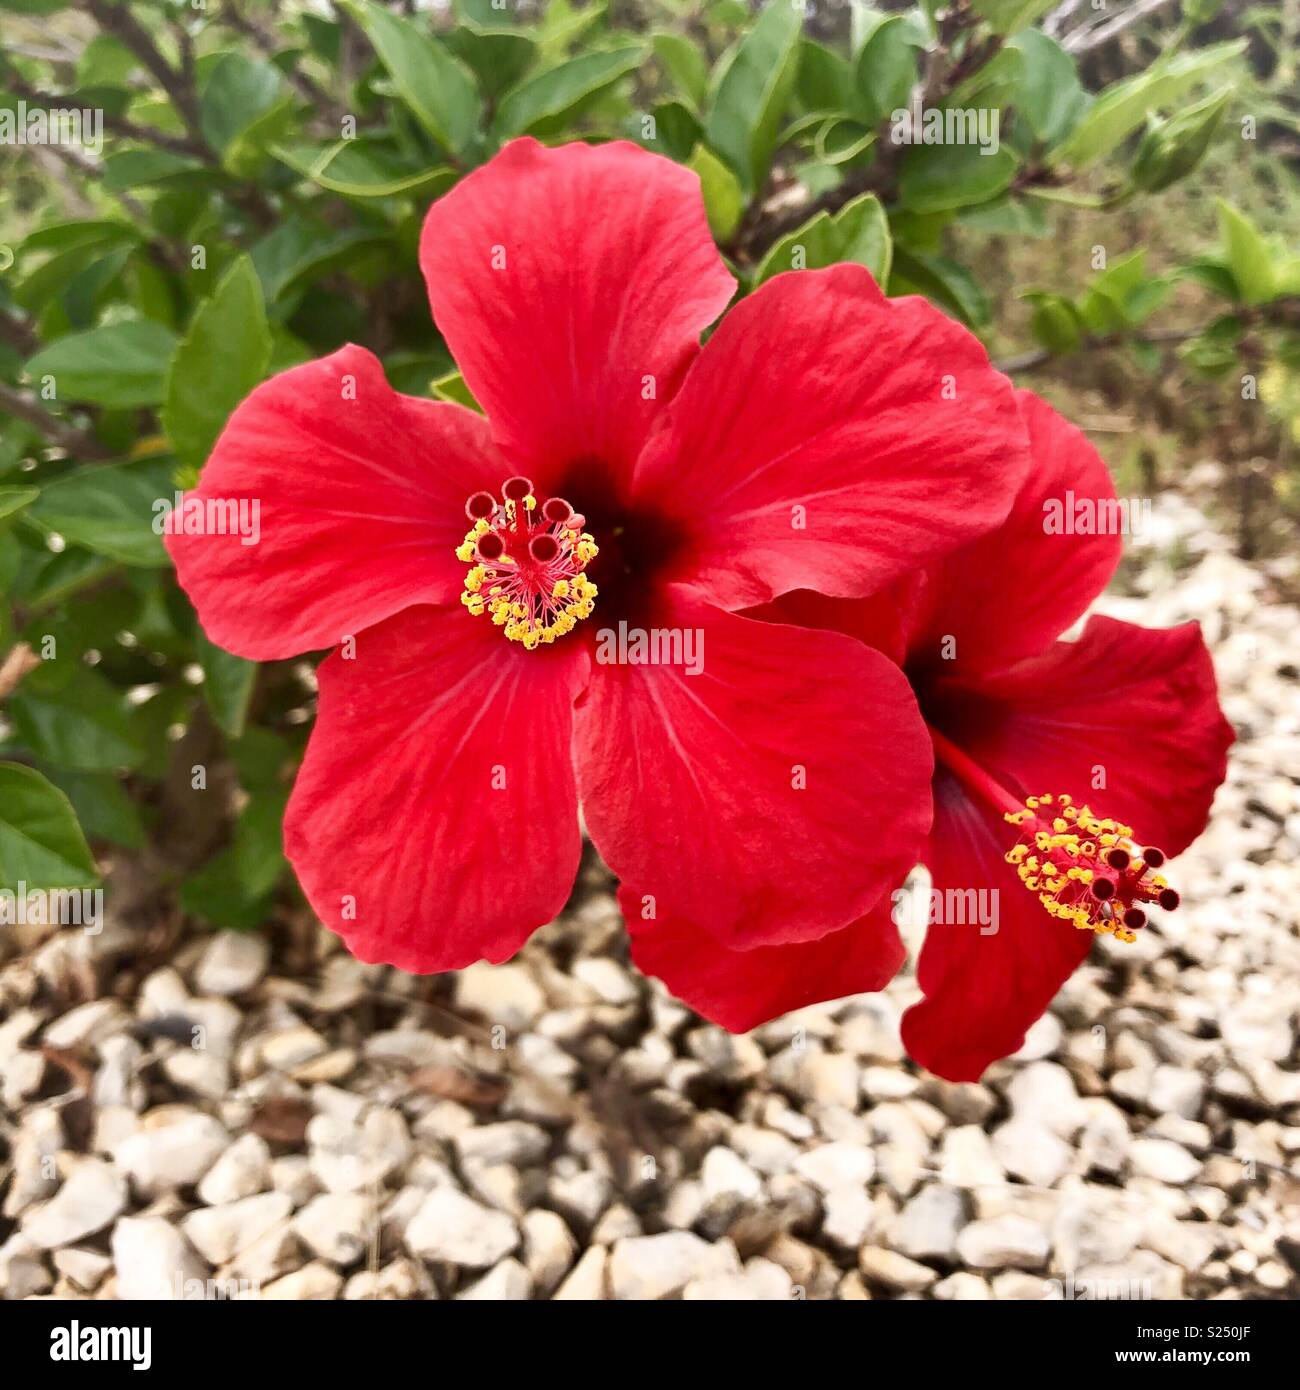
[167,138,1031,977]
[627,391,1233,1080]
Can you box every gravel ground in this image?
[1,492,1298,1301]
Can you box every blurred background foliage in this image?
[0,0,1296,936]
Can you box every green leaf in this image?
[889,246,989,328]
[1049,39,1246,168]
[200,52,297,173]
[654,31,710,110]
[341,0,481,155]
[180,787,288,929]
[704,0,802,195]
[163,256,272,473]
[8,666,145,773]
[971,0,1056,34]
[431,370,482,410]
[274,141,456,199]
[1217,200,1276,306]
[195,629,257,739]
[494,45,644,138]
[1022,291,1083,354]
[24,320,179,409]
[796,38,854,113]
[250,220,387,305]
[102,148,206,192]
[854,15,923,125]
[0,487,38,523]
[25,459,174,568]
[898,141,1019,214]
[0,763,97,892]
[1009,30,1088,148]
[40,767,145,852]
[689,144,745,242]
[753,192,891,287]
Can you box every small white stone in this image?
[114,1112,229,1197]
[194,931,269,996]
[552,1244,608,1300]
[262,1262,344,1300]
[456,963,545,1030]
[182,1192,292,1265]
[792,1142,874,1192]
[111,1217,208,1300]
[23,1159,126,1250]
[858,1246,937,1292]
[701,1147,763,1203]
[457,1257,533,1300]
[1129,1138,1202,1185]
[938,1126,1004,1189]
[293,1193,374,1266]
[572,958,638,1006]
[454,1121,549,1170]
[404,1187,519,1267]
[684,1258,793,1301]
[197,1134,272,1205]
[608,1232,740,1301]
[956,1215,1050,1271]
[521,1209,576,1295]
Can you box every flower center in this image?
[1002,793,1178,943]
[928,727,1179,944]
[456,476,598,650]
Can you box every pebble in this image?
[956,1215,1051,1270]
[608,1233,740,1300]
[194,932,270,996]
[23,1159,126,1250]
[113,1112,229,1197]
[405,1188,519,1267]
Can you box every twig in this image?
[84,0,206,144]
[0,643,41,700]
[0,381,112,461]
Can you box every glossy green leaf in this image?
[494,45,643,138]
[25,320,179,408]
[25,459,173,568]
[8,666,145,772]
[0,762,98,892]
[898,141,1019,214]
[753,192,892,287]
[1217,200,1276,305]
[341,0,481,155]
[705,0,801,195]
[163,256,272,473]
[689,143,745,242]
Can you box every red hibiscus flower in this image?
[626,390,1233,1080]
[166,137,1031,980]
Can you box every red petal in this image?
[419,138,735,490]
[906,615,1232,1081]
[166,346,501,661]
[284,605,588,973]
[632,267,1030,608]
[901,774,1094,1082]
[622,885,905,1033]
[932,614,1233,857]
[903,389,1123,675]
[574,587,932,949]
